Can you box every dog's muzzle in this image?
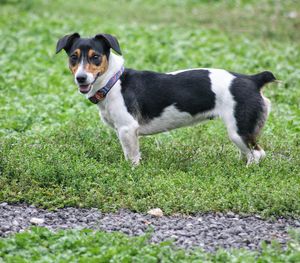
[77,73,100,94]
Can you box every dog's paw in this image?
[131,154,141,166]
[246,149,266,166]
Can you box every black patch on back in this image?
[229,76,264,138]
[120,69,216,122]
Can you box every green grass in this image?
[0,0,300,218]
[1,227,300,262]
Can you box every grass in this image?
[0,0,300,218]
[1,227,300,262]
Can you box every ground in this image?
[0,0,300,261]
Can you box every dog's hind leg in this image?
[222,94,270,165]
[241,96,270,165]
[228,72,274,165]
[223,116,268,165]
[223,120,265,165]
[227,127,253,162]
[117,125,141,165]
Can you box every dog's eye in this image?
[70,55,78,60]
[92,55,100,60]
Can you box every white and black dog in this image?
[56,33,276,166]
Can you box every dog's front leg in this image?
[117,126,141,165]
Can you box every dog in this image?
[56,33,276,166]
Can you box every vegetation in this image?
[0,0,299,217]
[1,227,300,262]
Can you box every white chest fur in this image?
[97,81,138,130]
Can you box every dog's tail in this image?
[250,71,277,90]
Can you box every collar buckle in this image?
[94,90,105,101]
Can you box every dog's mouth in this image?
[78,73,100,94]
[79,84,91,94]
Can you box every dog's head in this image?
[56,33,122,94]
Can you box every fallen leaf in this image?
[147,208,163,217]
[30,217,45,225]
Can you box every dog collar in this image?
[89,66,124,104]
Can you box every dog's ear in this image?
[94,34,122,55]
[56,33,80,54]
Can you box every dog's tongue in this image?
[79,85,91,94]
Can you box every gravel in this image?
[0,203,299,252]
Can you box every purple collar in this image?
[89,66,124,104]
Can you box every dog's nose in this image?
[76,74,87,84]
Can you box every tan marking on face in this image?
[85,49,108,76]
[69,49,81,75]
